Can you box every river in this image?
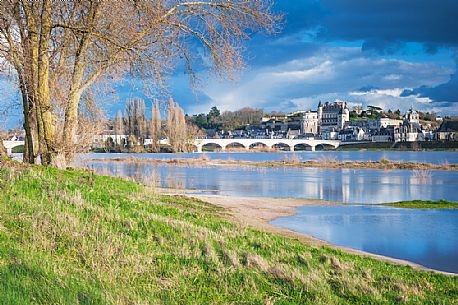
[78,151,458,273]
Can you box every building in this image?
[92,133,128,147]
[261,113,302,138]
[372,126,394,142]
[300,111,318,135]
[394,108,424,142]
[436,119,458,141]
[378,118,403,129]
[318,101,350,133]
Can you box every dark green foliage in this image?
[384,200,458,209]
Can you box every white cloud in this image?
[188,46,453,114]
[270,60,334,81]
[383,74,402,81]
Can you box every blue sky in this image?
[1,0,458,127]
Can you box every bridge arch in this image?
[201,143,223,152]
[2,140,25,155]
[293,143,314,151]
[271,142,291,151]
[249,142,269,150]
[315,143,337,151]
[225,142,247,151]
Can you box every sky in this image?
[1,0,458,127]
[171,0,458,117]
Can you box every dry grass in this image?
[87,156,458,171]
[282,153,302,162]
[314,155,338,163]
[412,169,433,184]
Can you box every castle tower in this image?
[317,101,323,121]
[405,107,419,125]
[317,101,323,133]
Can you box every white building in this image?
[377,118,403,129]
[394,108,424,142]
[300,111,319,134]
[318,101,350,133]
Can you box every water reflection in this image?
[271,206,458,273]
[83,161,458,203]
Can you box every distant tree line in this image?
[109,98,200,153]
[350,107,438,122]
[188,106,265,131]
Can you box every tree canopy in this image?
[0,0,281,167]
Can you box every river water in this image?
[79,151,458,272]
[272,206,458,273]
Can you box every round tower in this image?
[317,101,323,121]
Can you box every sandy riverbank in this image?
[158,188,456,275]
[159,189,335,246]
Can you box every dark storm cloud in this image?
[268,1,458,54]
[259,1,458,65]
[401,57,458,105]
[318,0,458,52]
[255,0,458,106]
[401,49,458,106]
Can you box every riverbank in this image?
[0,161,456,303]
[382,200,458,209]
[336,141,458,151]
[159,190,457,273]
[157,189,336,246]
[89,156,458,171]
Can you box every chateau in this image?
[318,101,350,132]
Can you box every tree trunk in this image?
[0,138,7,158]
[15,67,35,164]
[25,4,41,164]
[62,90,82,164]
[11,2,34,163]
[61,2,99,166]
[61,39,88,165]
[37,0,55,166]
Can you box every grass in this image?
[383,200,458,209]
[0,161,457,304]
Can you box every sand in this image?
[158,188,456,275]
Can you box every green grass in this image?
[383,200,458,209]
[0,162,457,304]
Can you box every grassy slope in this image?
[0,162,457,304]
[383,200,458,209]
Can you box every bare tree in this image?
[74,91,106,154]
[0,0,281,167]
[150,100,161,152]
[114,110,124,146]
[185,122,204,152]
[165,99,198,153]
[166,98,178,152]
[125,98,147,144]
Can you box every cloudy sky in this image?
[1,0,457,127]
[172,0,458,116]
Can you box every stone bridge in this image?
[193,138,342,152]
[2,140,24,155]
